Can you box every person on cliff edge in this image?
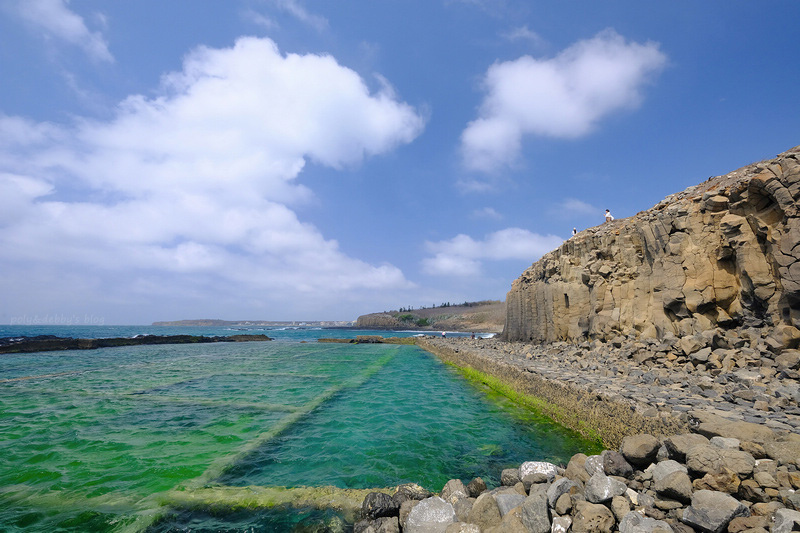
[604,209,614,223]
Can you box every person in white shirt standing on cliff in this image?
[604,209,614,223]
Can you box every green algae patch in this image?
[162,485,391,520]
[452,364,604,451]
[418,339,688,449]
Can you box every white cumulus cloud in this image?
[0,37,426,319]
[422,228,563,277]
[10,0,113,62]
[461,29,666,173]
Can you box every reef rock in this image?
[504,145,800,343]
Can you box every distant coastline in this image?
[152,319,355,327]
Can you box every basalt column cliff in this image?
[504,145,800,344]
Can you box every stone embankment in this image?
[353,337,800,533]
[504,145,800,345]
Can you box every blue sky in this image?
[1,0,798,325]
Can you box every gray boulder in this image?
[520,461,559,482]
[651,460,688,482]
[441,479,468,504]
[681,490,750,533]
[772,509,800,533]
[495,493,526,516]
[619,511,673,533]
[552,516,572,533]
[685,445,755,476]
[663,434,710,462]
[585,472,627,503]
[467,492,502,530]
[603,450,633,478]
[466,477,486,498]
[621,434,660,467]
[547,477,579,508]
[354,516,400,533]
[520,484,550,533]
[501,468,521,486]
[405,496,456,533]
[572,502,615,533]
[585,455,605,477]
[653,470,692,503]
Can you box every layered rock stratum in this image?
[504,145,800,345]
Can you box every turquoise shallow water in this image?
[0,327,601,531]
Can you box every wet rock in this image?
[362,492,399,520]
[466,477,487,498]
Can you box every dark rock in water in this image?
[361,492,399,520]
[0,333,272,354]
[466,477,486,498]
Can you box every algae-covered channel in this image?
[0,339,600,531]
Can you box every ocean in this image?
[0,325,599,532]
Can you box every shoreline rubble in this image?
[354,336,800,533]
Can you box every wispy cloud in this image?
[471,207,503,220]
[10,0,113,62]
[422,228,562,277]
[461,29,666,174]
[501,25,545,48]
[558,198,598,216]
[268,0,328,31]
[0,37,426,318]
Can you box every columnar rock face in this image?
[504,145,800,343]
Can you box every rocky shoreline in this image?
[0,333,272,353]
[352,336,800,532]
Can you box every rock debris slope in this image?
[504,145,800,346]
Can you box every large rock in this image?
[681,490,750,533]
[467,493,502,530]
[772,509,800,533]
[585,472,627,503]
[572,502,616,533]
[405,496,457,533]
[547,478,580,508]
[502,146,800,344]
[663,434,711,462]
[362,492,399,520]
[621,434,661,467]
[520,461,559,482]
[685,445,755,477]
[520,485,550,533]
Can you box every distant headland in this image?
[152,319,354,327]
